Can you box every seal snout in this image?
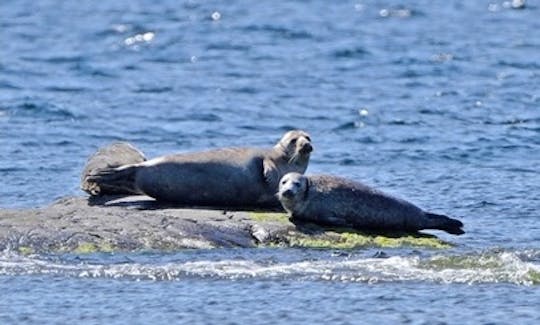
[299,141,313,154]
[281,188,295,199]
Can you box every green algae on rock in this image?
[528,270,540,285]
[17,246,34,255]
[284,227,451,249]
[73,242,115,254]
[248,212,289,223]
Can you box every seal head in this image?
[264,130,312,187]
[275,130,313,161]
[277,172,310,216]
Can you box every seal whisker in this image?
[288,154,298,164]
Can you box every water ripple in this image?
[241,24,314,40]
[6,101,78,120]
[44,86,88,93]
[331,47,371,59]
[133,85,173,93]
[20,55,85,64]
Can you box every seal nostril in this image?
[283,189,294,198]
[300,142,313,153]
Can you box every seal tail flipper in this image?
[425,212,465,235]
[84,165,141,196]
[81,142,146,196]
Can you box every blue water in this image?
[1,0,539,323]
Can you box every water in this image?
[1,0,539,323]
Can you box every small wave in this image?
[434,90,460,97]
[378,7,422,18]
[44,86,87,93]
[497,60,540,70]
[386,119,423,126]
[20,55,85,64]
[241,24,314,40]
[0,167,28,173]
[1,250,537,285]
[70,63,118,78]
[206,43,251,52]
[133,86,173,93]
[0,81,22,90]
[332,121,360,131]
[484,117,540,126]
[391,57,424,65]
[161,113,223,123]
[398,136,430,144]
[339,158,357,166]
[178,113,223,123]
[331,47,370,59]
[399,69,422,78]
[463,200,498,208]
[8,101,77,120]
[229,86,259,94]
[95,24,136,37]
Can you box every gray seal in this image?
[83,130,313,208]
[277,173,464,235]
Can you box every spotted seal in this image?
[277,173,464,235]
[83,130,312,208]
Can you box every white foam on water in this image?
[1,250,538,285]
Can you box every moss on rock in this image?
[285,228,451,249]
[72,241,115,254]
[17,246,34,255]
[248,212,290,223]
[527,270,540,285]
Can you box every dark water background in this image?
[1,0,539,323]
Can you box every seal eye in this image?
[305,136,311,142]
[290,138,297,145]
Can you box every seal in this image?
[277,173,464,235]
[83,130,313,208]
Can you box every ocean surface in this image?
[1,0,539,323]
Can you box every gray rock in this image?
[0,196,295,253]
[0,196,451,253]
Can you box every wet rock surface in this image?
[0,196,450,253]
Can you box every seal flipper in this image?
[81,142,146,196]
[84,165,141,196]
[263,158,278,187]
[425,212,465,235]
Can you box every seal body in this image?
[277,173,464,235]
[83,130,312,208]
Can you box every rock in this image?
[0,196,452,253]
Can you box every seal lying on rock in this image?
[277,173,464,235]
[82,130,313,208]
